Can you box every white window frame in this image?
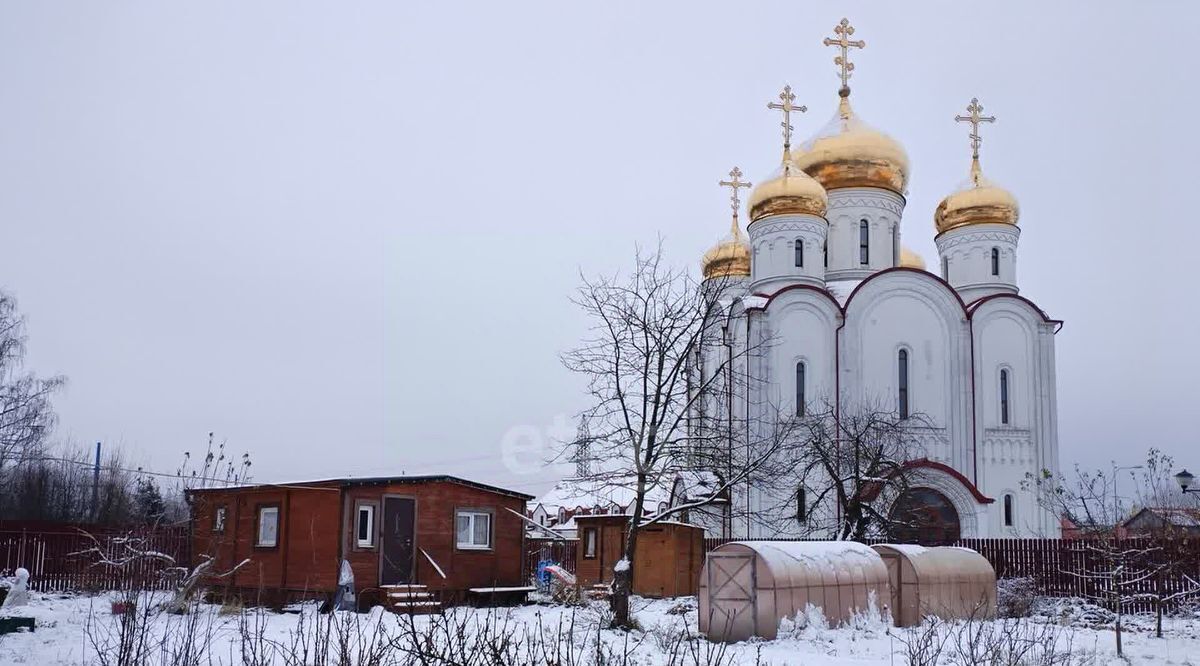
[583,527,598,559]
[213,506,227,533]
[455,509,492,550]
[355,503,376,549]
[256,506,279,548]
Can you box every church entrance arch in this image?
[887,487,961,545]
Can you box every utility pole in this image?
[91,441,101,523]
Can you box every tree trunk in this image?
[611,474,647,628]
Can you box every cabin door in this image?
[380,496,416,585]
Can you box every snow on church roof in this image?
[825,280,864,307]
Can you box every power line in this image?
[10,455,245,487]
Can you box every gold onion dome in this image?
[935,97,1019,234]
[701,220,751,280]
[934,159,1019,234]
[793,94,910,195]
[747,153,828,222]
[898,246,926,270]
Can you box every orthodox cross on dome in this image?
[955,97,996,183]
[823,18,865,96]
[767,85,807,152]
[718,166,752,229]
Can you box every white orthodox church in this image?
[687,19,1062,541]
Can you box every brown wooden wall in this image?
[575,517,703,598]
[342,481,526,594]
[191,479,528,601]
[190,484,343,595]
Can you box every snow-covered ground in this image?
[2,592,1200,665]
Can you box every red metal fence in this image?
[0,522,191,593]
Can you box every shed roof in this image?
[187,474,534,500]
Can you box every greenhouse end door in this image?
[704,551,757,641]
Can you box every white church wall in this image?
[761,293,839,415]
[748,215,828,291]
[972,297,1061,537]
[936,223,1020,303]
[824,188,906,281]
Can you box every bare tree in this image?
[772,399,927,541]
[561,244,787,628]
[0,291,64,484]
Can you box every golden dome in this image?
[934,159,1019,234]
[793,95,910,195]
[746,152,828,222]
[701,219,751,280]
[898,246,926,270]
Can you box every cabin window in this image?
[355,502,376,548]
[583,527,598,559]
[795,361,806,417]
[255,505,279,548]
[456,509,492,550]
[1003,494,1015,527]
[898,349,910,419]
[1000,369,1010,425]
[794,239,804,268]
[991,247,1000,276]
[797,487,807,524]
[213,506,226,533]
[859,219,870,265]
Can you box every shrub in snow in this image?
[997,576,1038,618]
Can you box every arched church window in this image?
[892,228,899,266]
[794,239,804,268]
[795,362,806,417]
[859,220,870,265]
[797,487,808,523]
[1003,494,1014,527]
[823,241,828,268]
[898,349,910,419]
[942,256,949,280]
[991,247,1000,277]
[1000,369,1010,425]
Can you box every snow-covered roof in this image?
[825,280,863,307]
[671,470,726,503]
[534,475,670,513]
[1126,507,1200,528]
[730,540,882,573]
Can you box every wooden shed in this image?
[188,475,533,608]
[573,515,704,598]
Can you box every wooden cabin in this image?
[188,475,533,607]
[574,515,704,598]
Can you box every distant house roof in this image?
[1122,507,1200,531]
[187,474,534,501]
[533,475,670,514]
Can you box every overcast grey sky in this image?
[1,2,1196,498]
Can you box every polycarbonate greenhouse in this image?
[698,541,890,642]
[871,544,997,627]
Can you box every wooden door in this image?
[381,497,416,585]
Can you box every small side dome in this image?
[934,162,1019,234]
[747,156,828,222]
[701,224,751,280]
[898,246,926,270]
[794,96,910,195]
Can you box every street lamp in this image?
[1175,469,1199,494]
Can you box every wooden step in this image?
[387,591,435,600]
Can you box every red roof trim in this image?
[900,458,995,504]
